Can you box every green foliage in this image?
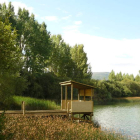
[0,19,19,72]
[49,35,74,78]
[12,96,60,110]
[70,44,92,81]
[93,70,140,102]
[16,8,51,74]
[0,17,26,108]
[116,72,123,81]
[135,75,140,82]
[109,70,116,81]
[95,81,112,101]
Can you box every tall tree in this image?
[0,18,23,108]
[70,44,92,80]
[16,9,51,74]
[116,72,123,81]
[49,34,74,78]
[109,70,116,81]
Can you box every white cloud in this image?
[0,0,34,15]
[62,30,140,76]
[74,21,82,25]
[62,25,80,33]
[76,12,82,17]
[0,0,9,5]
[45,16,58,21]
[62,15,71,20]
[62,21,82,33]
[12,1,33,14]
[56,7,68,13]
[34,14,39,18]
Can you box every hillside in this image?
[92,72,110,80]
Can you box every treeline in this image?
[92,70,140,102]
[0,2,92,108]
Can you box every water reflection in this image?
[93,103,140,139]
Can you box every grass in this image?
[10,96,60,110]
[2,115,129,140]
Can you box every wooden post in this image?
[71,113,73,121]
[90,113,92,121]
[71,84,73,113]
[78,114,80,123]
[22,101,25,116]
[91,89,93,101]
[65,86,67,110]
[67,102,69,118]
[71,84,73,101]
[84,89,85,101]
[77,89,80,122]
[78,89,80,101]
[61,86,63,109]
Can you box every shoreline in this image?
[94,96,140,105]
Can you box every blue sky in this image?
[1,0,140,76]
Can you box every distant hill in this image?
[92,72,110,80]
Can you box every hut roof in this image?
[59,80,95,89]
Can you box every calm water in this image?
[93,103,140,140]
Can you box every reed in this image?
[2,115,129,140]
[11,96,60,110]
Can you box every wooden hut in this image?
[59,80,95,121]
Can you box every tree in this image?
[116,72,123,81]
[16,9,51,74]
[129,74,134,81]
[49,34,74,78]
[70,44,92,81]
[0,18,23,108]
[108,70,116,81]
[135,75,140,82]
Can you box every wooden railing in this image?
[61,100,93,113]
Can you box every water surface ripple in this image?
[93,103,140,139]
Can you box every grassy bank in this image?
[9,96,60,110]
[2,115,129,140]
[10,96,140,109]
[94,97,140,105]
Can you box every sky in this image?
[1,0,140,76]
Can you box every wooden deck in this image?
[0,109,93,122]
[0,110,68,116]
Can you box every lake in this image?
[93,102,140,140]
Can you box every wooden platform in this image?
[0,110,67,116]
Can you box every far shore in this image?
[114,96,140,100]
[94,96,140,105]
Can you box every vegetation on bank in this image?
[0,115,129,140]
[1,96,60,110]
[94,97,140,105]
[91,70,140,103]
[112,97,140,103]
